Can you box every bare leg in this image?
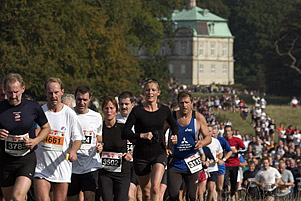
[2,176,31,201]
[150,163,165,201]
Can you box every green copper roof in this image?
[171,6,233,37]
[172,7,226,22]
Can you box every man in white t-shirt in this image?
[255,157,282,201]
[35,77,84,201]
[206,126,223,201]
[67,85,103,201]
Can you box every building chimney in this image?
[188,0,196,10]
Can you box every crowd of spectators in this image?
[185,92,301,200]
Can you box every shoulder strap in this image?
[192,110,196,118]
[173,111,177,120]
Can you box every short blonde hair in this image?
[44,77,64,90]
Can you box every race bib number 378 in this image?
[5,133,30,157]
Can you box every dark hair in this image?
[102,96,118,112]
[75,85,91,97]
[224,125,233,132]
[177,91,193,102]
[118,91,134,103]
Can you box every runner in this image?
[98,96,131,201]
[255,157,282,201]
[67,85,103,201]
[35,77,84,201]
[0,73,51,201]
[206,126,223,201]
[122,79,179,201]
[167,91,211,201]
[211,125,232,201]
[116,91,141,201]
[224,125,245,201]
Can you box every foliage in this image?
[0,0,186,100]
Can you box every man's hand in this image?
[195,140,203,150]
[68,150,77,162]
[140,132,153,140]
[171,135,177,144]
[96,142,103,153]
[218,159,224,166]
[0,129,9,140]
[24,136,39,149]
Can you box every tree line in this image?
[0,0,300,100]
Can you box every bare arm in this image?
[195,112,211,149]
[25,122,51,149]
[96,135,103,153]
[68,140,82,162]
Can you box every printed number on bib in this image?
[41,130,64,151]
[184,152,202,174]
[80,130,93,150]
[5,133,30,157]
[102,152,123,172]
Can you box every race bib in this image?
[127,140,134,162]
[261,184,275,191]
[102,151,123,172]
[41,130,64,151]
[247,178,257,187]
[80,130,93,150]
[184,152,202,174]
[5,133,30,157]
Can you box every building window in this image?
[181,64,186,74]
[211,65,215,74]
[211,43,215,56]
[223,64,227,74]
[169,64,174,74]
[199,64,204,73]
[161,46,166,56]
[199,44,204,56]
[180,41,187,56]
[222,45,227,56]
[209,23,215,33]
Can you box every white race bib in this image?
[40,130,65,151]
[102,151,123,172]
[184,152,202,174]
[80,129,93,150]
[5,133,30,157]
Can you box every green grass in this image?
[216,110,255,135]
[265,105,301,128]
[216,105,301,136]
[192,93,291,105]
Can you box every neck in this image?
[144,101,158,112]
[105,118,116,128]
[180,110,192,119]
[75,107,89,114]
[48,102,64,112]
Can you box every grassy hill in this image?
[216,105,301,137]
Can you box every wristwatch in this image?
[223,158,226,162]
